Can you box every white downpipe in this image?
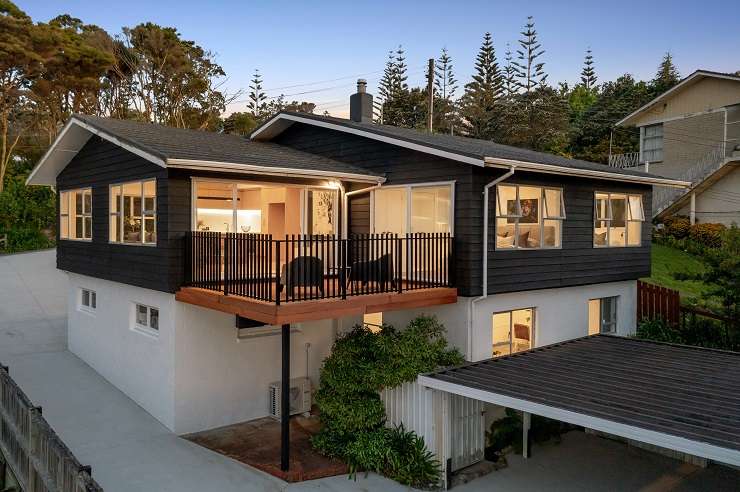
[467,166,516,360]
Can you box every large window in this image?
[594,192,644,247]
[588,297,617,334]
[110,180,156,245]
[641,123,663,163]
[495,185,565,249]
[492,308,535,356]
[59,188,92,240]
[373,183,453,235]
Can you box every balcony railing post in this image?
[340,238,347,300]
[223,233,230,296]
[275,238,281,306]
[449,234,456,287]
[396,234,403,294]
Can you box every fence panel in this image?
[637,280,680,326]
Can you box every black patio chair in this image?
[281,256,324,297]
[349,253,396,291]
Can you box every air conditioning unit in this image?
[269,377,312,419]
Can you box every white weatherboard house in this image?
[28,81,740,483]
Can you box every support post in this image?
[690,192,696,225]
[522,411,531,459]
[280,323,291,471]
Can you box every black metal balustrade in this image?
[185,232,455,304]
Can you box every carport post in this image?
[522,411,531,459]
[281,323,290,471]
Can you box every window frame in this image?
[593,192,644,248]
[78,288,96,314]
[492,307,536,357]
[588,296,618,334]
[494,184,566,250]
[641,123,664,163]
[133,303,159,337]
[371,180,456,236]
[59,188,93,241]
[109,179,157,246]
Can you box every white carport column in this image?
[690,192,696,225]
[522,411,531,459]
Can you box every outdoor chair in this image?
[349,253,396,291]
[280,256,324,297]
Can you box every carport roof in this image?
[419,335,740,466]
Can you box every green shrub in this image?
[484,408,574,461]
[0,227,55,253]
[664,216,691,239]
[635,318,683,344]
[312,316,463,488]
[689,223,726,248]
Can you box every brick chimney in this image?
[349,79,373,123]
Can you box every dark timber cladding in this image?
[56,136,173,292]
[274,122,653,297]
[425,335,740,456]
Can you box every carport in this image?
[419,335,740,467]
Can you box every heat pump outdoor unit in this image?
[269,377,312,419]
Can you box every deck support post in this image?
[280,323,291,472]
[522,411,531,459]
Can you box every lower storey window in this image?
[134,303,159,332]
[492,308,535,357]
[79,288,96,311]
[588,297,617,334]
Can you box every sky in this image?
[19,0,740,118]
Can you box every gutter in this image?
[484,157,691,188]
[467,165,516,360]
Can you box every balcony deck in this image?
[177,231,457,324]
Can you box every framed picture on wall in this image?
[506,198,539,224]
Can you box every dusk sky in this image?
[20,0,740,117]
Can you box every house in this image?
[612,69,740,225]
[27,80,691,475]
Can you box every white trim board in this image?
[418,375,740,467]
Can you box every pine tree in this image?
[434,47,457,100]
[392,45,408,96]
[652,52,680,95]
[375,50,396,122]
[247,69,267,121]
[460,32,503,139]
[581,48,597,90]
[512,16,547,94]
[378,45,413,127]
[502,43,518,97]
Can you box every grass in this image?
[643,243,711,300]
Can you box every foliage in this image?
[651,52,681,96]
[484,408,573,461]
[580,49,597,90]
[460,32,503,140]
[663,215,691,239]
[636,316,739,351]
[689,223,726,248]
[312,316,464,488]
[635,318,684,344]
[645,243,710,301]
[433,47,458,134]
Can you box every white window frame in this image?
[370,181,456,236]
[59,188,92,241]
[640,123,664,163]
[589,296,618,334]
[492,307,536,357]
[494,184,566,250]
[109,179,157,246]
[78,288,96,314]
[593,192,644,248]
[132,303,159,337]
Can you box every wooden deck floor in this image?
[175,284,458,325]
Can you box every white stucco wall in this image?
[67,273,177,430]
[676,166,740,226]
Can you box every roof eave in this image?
[484,157,691,188]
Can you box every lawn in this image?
[643,243,711,300]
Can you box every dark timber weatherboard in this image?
[425,335,740,454]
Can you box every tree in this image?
[221,111,257,136]
[434,47,458,133]
[501,43,518,97]
[378,45,414,127]
[247,69,267,122]
[512,16,547,94]
[580,48,597,90]
[651,52,680,95]
[460,32,503,139]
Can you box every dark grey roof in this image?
[426,335,740,452]
[269,112,669,180]
[73,114,382,179]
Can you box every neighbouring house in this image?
[612,69,740,225]
[31,79,732,483]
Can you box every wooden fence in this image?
[0,364,103,492]
[637,280,680,326]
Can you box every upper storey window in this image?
[109,179,156,245]
[59,188,92,241]
[495,185,565,249]
[594,192,644,247]
[641,123,663,163]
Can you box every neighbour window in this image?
[594,192,644,247]
[134,303,159,333]
[495,185,565,249]
[109,180,156,245]
[59,188,92,240]
[641,124,663,163]
[492,308,535,357]
[79,288,96,312]
[363,312,383,333]
[588,297,618,334]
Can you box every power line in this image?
[261,69,388,93]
